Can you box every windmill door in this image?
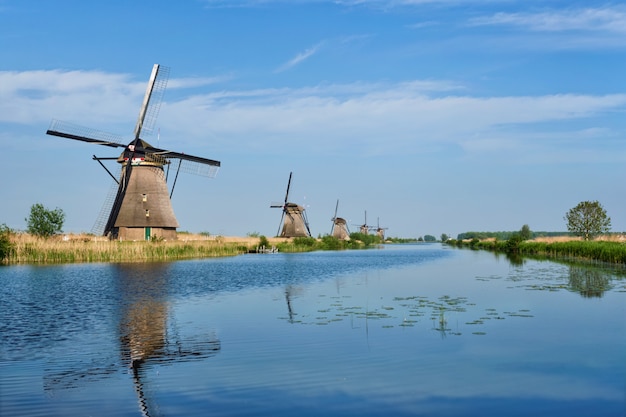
[144,227,151,241]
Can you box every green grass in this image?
[448,238,626,264]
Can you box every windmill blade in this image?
[47,120,127,148]
[284,172,292,204]
[132,141,220,177]
[331,199,339,235]
[134,64,170,139]
[92,176,121,236]
[302,209,311,237]
[154,149,220,167]
[277,211,285,237]
[162,157,219,178]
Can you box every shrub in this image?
[0,224,14,261]
[258,235,270,248]
[293,236,317,247]
[505,233,523,253]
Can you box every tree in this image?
[423,235,437,242]
[564,200,611,240]
[440,233,449,242]
[26,203,65,237]
[519,224,532,241]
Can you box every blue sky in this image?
[1,0,624,238]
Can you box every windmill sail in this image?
[134,64,169,138]
[91,170,120,236]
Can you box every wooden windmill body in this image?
[46,64,220,240]
[330,199,350,240]
[270,172,311,238]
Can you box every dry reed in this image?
[3,233,255,264]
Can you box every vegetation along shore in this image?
[2,228,625,266]
[1,197,623,265]
[0,229,395,265]
[447,234,626,265]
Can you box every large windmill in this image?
[270,172,311,238]
[330,199,350,240]
[46,64,220,241]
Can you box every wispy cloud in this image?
[2,69,624,162]
[163,82,626,162]
[471,6,626,33]
[168,75,233,89]
[0,69,231,128]
[274,42,325,73]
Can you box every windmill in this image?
[355,210,371,235]
[46,64,220,241]
[373,217,388,241]
[330,199,350,240]
[270,172,311,238]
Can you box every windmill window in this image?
[142,194,147,202]
[145,210,150,217]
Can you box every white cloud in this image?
[275,43,325,73]
[471,6,626,33]
[163,83,626,160]
[2,69,624,162]
[168,75,233,89]
[0,69,231,128]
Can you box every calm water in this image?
[1,244,624,417]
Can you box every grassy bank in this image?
[2,234,251,264]
[0,232,381,265]
[447,237,626,265]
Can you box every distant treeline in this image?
[456,231,572,240]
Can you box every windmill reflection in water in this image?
[44,263,220,417]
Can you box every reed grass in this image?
[2,234,251,264]
[449,237,626,264]
[518,240,626,264]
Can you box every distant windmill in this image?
[355,210,371,235]
[46,64,221,241]
[330,199,350,240]
[270,172,311,238]
[373,217,388,240]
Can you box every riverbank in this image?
[0,233,283,264]
[0,233,379,264]
[447,235,626,265]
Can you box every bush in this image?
[258,235,270,248]
[320,235,343,250]
[349,232,380,247]
[293,236,317,247]
[505,233,523,253]
[0,224,14,261]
